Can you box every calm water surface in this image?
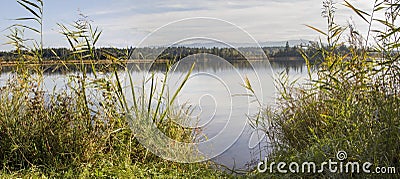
[0,60,309,170]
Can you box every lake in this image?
[0,59,309,171]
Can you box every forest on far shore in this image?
[0,41,352,62]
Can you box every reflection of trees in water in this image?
[1,60,309,75]
[147,59,308,74]
[148,60,255,73]
[270,60,307,74]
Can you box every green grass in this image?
[250,0,400,178]
[0,63,231,178]
[0,1,232,178]
[1,161,230,178]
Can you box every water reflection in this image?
[1,59,307,75]
[0,59,309,171]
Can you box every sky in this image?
[0,0,375,51]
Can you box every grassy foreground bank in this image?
[251,0,399,178]
[0,0,233,178]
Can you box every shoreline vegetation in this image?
[0,57,305,67]
[0,57,304,67]
[1,0,399,178]
[0,46,318,64]
[0,0,233,178]
[250,0,400,178]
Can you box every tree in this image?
[285,41,290,53]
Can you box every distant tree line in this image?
[0,42,352,62]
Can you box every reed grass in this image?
[0,0,230,177]
[251,0,400,178]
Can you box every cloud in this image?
[89,0,327,47]
[0,0,377,50]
